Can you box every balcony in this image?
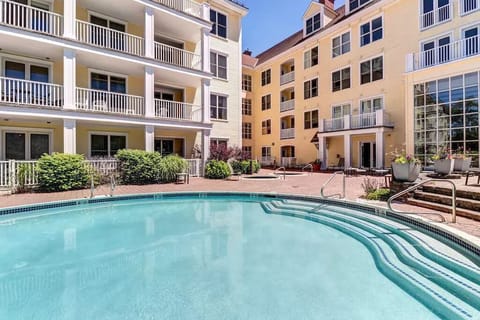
[319,110,393,133]
[261,156,274,166]
[280,99,295,112]
[0,77,63,108]
[75,88,145,117]
[461,0,479,15]
[280,71,295,86]
[154,42,202,70]
[150,0,203,19]
[0,0,63,37]
[420,3,451,30]
[280,128,295,140]
[154,99,202,121]
[407,36,480,71]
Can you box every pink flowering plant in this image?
[387,148,420,165]
[431,146,452,161]
[452,146,471,159]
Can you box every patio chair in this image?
[227,161,242,181]
[327,157,345,171]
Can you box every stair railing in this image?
[387,179,457,223]
[302,164,313,174]
[275,167,286,180]
[320,171,345,199]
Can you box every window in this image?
[360,17,383,47]
[262,119,271,135]
[261,146,272,160]
[242,146,252,158]
[90,133,126,158]
[3,130,51,160]
[3,60,50,104]
[360,56,383,84]
[211,138,228,148]
[261,69,271,86]
[90,15,126,51]
[304,78,318,99]
[210,52,227,79]
[332,104,351,118]
[304,47,319,69]
[3,0,53,32]
[332,67,351,92]
[304,110,319,129]
[242,74,252,91]
[242,123,252,139]
[305,13,321,36]
[261,95,271,111]
[349,0,372,11]
[210,9,227,38]
[360,97,383,113]
[461,0,479,14]
[463,26,479,56]
[421,0,451,29]
[210,94,228,120]
[332,32,351,57]
[154,138,184,157]
[421,35,451,67]
[242,98,252,115]
[90,72,126,93]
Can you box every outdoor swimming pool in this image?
[0,193,479,319]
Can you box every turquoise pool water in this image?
[0,195,479,319]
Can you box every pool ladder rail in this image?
[302,164,313,174]
[89,174,117,198]
[320,171,346,199]
[275,167,286,180]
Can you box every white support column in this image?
[405,53,415,72]
[63,0,76,39]
[317,134,327,170]
[202,129,211,166]
[63,49,76,110]
[63,119,76,154]
[376,109,385,126]
[201,27,211,73]
[344,134,351,168]
[202,3,210,21]
[145,125,155,152]
[145,66,155,117]
[344,114,351,130]
[144,8,155,59]
[202,79,211,123]
[376,130,385,169]
[0,1,3,23]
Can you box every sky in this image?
[241,0,345,56]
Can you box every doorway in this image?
[360,142,376,168]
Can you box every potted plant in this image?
[452,147,472,172]
[389,149,421,182]
[311,159,321,172]
[432,147,454,175]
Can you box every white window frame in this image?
[1,127,53,160]
[304,46,319,69]
[262,119,272,135]
[242,122,252,139]
[88,68,128,92]
[210,138,229,147]
[242,98,252,115]
[210,8,228,39]
[304,109,319,129]
[261,94,271,111]
[331,65,351,92]
[154,136,186,157]
[359,15,383,47]
[348,0,373,13]
[419,0,452,30]
[460,0,480,15]
[88,132,128,158]
[261,146,272,157]
[242,74,252,91]
[305,12,322,36]
[210,51,228,80]
[1,54,53,82]
[331,103,352,118]
[359,95,384,114]
[261,69,271,86]
[359,54,384,85]
[419,31,453,66]
[88,10,127,30]
[332,31,351,58]
[304,77,319,99]
[210,93,228,121]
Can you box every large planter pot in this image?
[453,157,472,172]
[392,163,421,182]
[434,159,455,175]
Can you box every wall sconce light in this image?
[272,142,275,146]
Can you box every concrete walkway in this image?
[1,170,479,237]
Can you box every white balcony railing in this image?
[186,159,202,177]
[0,0,63,36]
[0,160,38,188]
[151,0,203,18]
[280,128,295,140]
[280,71,295,86]
[154,42,202,70]
[0,77,63,108]
[324,118,345,131]
[154,99,202,122]
[321,110,392,132]
[76,88,145,116]
[413,36,480,70]
[420,3,451,30]
[351,113,376,129]
[280,157,296,168]
[260,156,274,166]
[461,0,479,14]
[280,99,295,112]
[76,20,145,57]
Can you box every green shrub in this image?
[231,160,261,174]
[158,155,189,183]
[205,160,230,179]
[116,149,162,185]
[37,153,90,192]
[366,188,391,201]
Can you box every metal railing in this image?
[76,20,145,57]
[280,99,295,112]
[154,99,202,121]
[461,0,479,14]
[0,0,63,36]
[151,0,203,18]
[324,118,345,131]
[76,88,145,116]
[154,42,202,70]
[280,71,295,86]
[351,112,377,129]
[320,171,346,199]
[302,164,313,174]
[414,36,480,70]
[275,166,286,180]
[0,77,63,108]
[420,3,451,30]
[86,159,120,176]
[280,128,295,140]
[387,179,457,223]
[186,159,202,177]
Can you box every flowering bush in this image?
[452,146,471,159]
[387,149,420,165]
[431,147,452,161]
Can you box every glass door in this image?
[360,142,376,168]
[464,26,479,56]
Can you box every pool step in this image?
[408,193,480,221]
[261,200,480,318]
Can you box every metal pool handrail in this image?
[275,167,286,180]
[302,164,313,174]
[110,175,116,197]
[320,171,346,199]
[387,179,457,223]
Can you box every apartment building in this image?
[241,50,256,158]
[243,0,480,169]
[0,0,247,164]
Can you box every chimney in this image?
[319,0,334,10]
[243,49,252,56]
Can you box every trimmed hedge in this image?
[37,153,90,192]
[205,160,230,179]
[231,160,260,174]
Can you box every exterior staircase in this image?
[407,185,480,221]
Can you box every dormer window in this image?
[349,0,372,12]
[305,13,321,36]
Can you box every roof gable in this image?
[303,1,323,19]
